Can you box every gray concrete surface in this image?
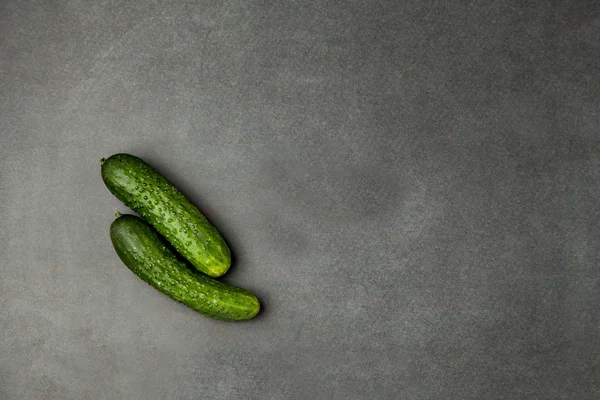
[1,1,599,399]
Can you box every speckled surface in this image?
[1,1,599,399]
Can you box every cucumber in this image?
[101,153,230,277]
[110,213,260,321]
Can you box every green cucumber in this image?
[110,213,260,321]
[101,153,230,277]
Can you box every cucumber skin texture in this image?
[101,153,230,277]
[110,214,260,321]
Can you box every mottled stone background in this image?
[1,1,599,399]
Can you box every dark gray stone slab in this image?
[1,1,599,399]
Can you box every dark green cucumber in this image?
[110,213,260,321]
[101,153,230,277]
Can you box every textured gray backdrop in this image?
[1,1,599,399]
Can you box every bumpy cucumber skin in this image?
[101,153,230,277]
[110,214,260,321]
